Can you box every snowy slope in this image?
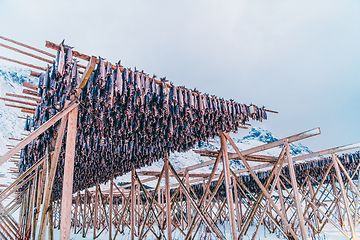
[0,65,38,188]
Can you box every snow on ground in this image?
[46,222,358,240]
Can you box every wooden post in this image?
[220,132,237,240]
[284,139,307,240]
[25,182,35,239]
[137,184,140,231]
[307,178,319,231]
[276,180,287,224]
[180,189,184,229]
[131,167,136,240]
[109,177,113,240]
[48,198,54,240]
[356,169,360,228]
[333,154,358,240]
[233,177,241,230]
[74,191,80,234]
[164,153,172,240]
[94,184,98,239]
[157,187,162,226]
[59,105,79,240]
[330,173,343,226]
[185,170,191,228]
[83,190,87,238]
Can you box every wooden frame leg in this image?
[164,153,173,240]
[284,139,307,239]
[131,167,136,240]
[59,105,79,240]
[220,132,237,240]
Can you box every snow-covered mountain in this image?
[0,66,313,187]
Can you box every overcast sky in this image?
[0,0,359,152]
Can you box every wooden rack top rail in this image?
[45,40,278,114]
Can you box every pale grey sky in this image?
[0,0,359,151]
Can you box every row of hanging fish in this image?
[231,152,360,194]
[20,42,268,200]
[185,152,360,199]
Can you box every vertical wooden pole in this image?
[284,139,307,239]
[333,154,358,240]
[137,184,140,231]
[58,199,61,230]
[74,191,79,234]
[356,169,360,228]
[220,132,237,240]
[109,177,113,240]
[32,168,40,240]
[330,173,343,226]
[180,189,184,229]
[131,167,136,240]
[185,170,191,228]
[233,177,241,230]
[94,183,99,239]
[60,105,78,240]
[157,187,162,226]
[25,182,35,239]
[307,178,319,231]
[164,153,172,240]
[48,198,54,240]
[83,190,87,238]
[33,162,47,239]
[276,180,287,227]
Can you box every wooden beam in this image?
[46,41,90,61]
[37,104,69,240]
[6,93,40,103]
[284,139,307,239]
[0,35,55,58]
[76,56,97,97]
[220,132,237,240]
[5,104,35,111]
[138,171,213,178]
[21,109,35,114]
[22,82,38,91]
[30,71,40,78]
[22,89,38,97]
[0,55,47,72]
[109,177,113,240]
[164,153,172,240]
[0,42,53,66]
[59,105,79,240]
[185,170,191,229]
[0,97,37,106]
[131,167,136,240]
